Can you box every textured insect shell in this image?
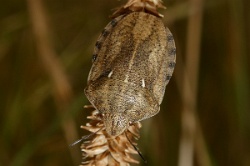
[85,12,176,136]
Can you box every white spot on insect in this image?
[142,79,145,88]
[124,75,129,83]
[108,70,113,78]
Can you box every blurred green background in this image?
[0,0,249,165]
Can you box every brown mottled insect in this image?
[85,12,176,137]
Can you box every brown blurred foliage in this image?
[0,0,249,166]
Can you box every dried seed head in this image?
[80,107,142,166]
[112,0,166,18]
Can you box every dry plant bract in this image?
[112,0,166,18]
[80,107,141,166]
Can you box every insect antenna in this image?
[125,131,147,163]
[69,127,103,147]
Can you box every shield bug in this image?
[85,12,176,137]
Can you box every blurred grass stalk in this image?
[228,0,250,164]
[26,0,80,164]
[176,0,212,166]
[228,0,250,132]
